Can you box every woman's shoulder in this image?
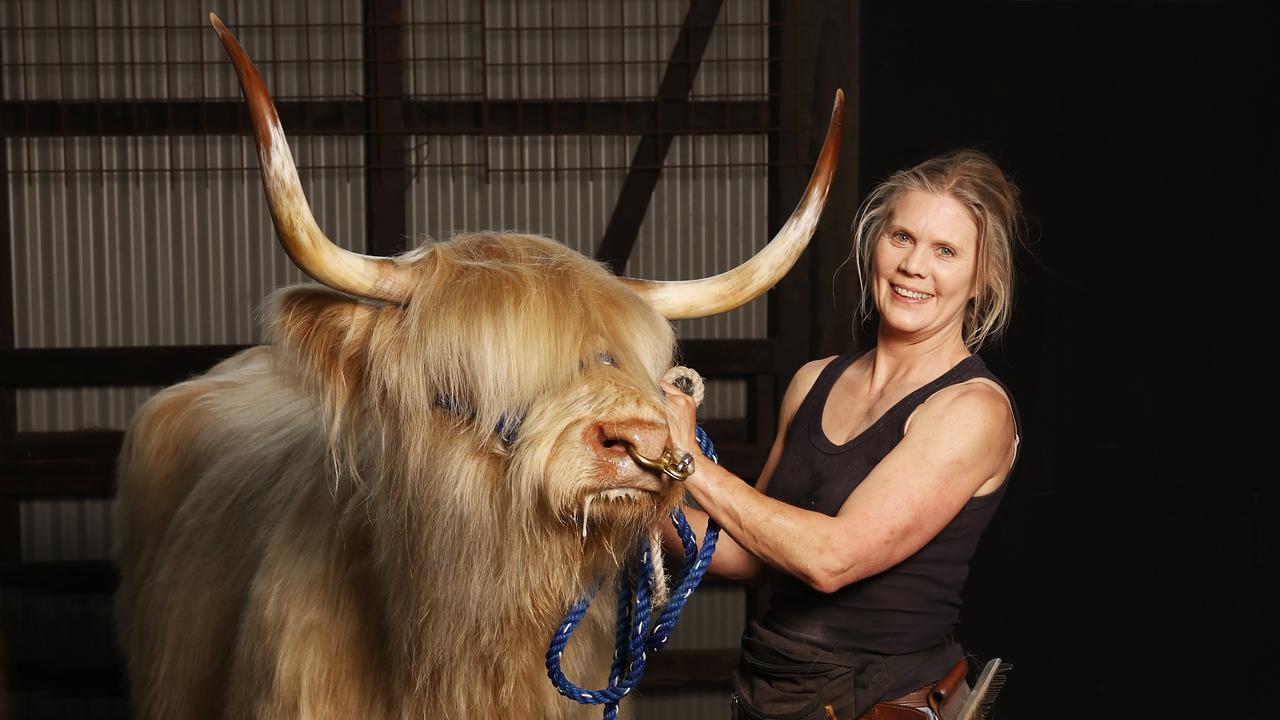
[789,354,847,398]
[777,355,844,426]
[796,354,840,385]
[907,375,1016,442]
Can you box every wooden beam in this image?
[405,99,773,137]
[0,561,117,593]
[0,497,18,562]
[0,459,117,499]
[0,100,364,137]
[2,340,776,389]
[594,0,726,272]
[0,99,773,138]
[0,345,249,388]
[6,662,126,696]
[677,339,775,376]
[364,0,407,256]
[639,648,737,689]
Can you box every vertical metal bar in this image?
[722,0,732,118]
[124,0,142,186]
[478,0,490,183]
[18,0,34,186]
[0,5,13,387]
[0,498,18,563]
[515,0,525,183]
[92,0,105,190]
[618,0,625,108]
[748,372,776,444]
[162,0,176,175]
[0,7,18,536]
[54,0,70,186]
[652,0,661,159]
[584,0,594,180]
[340,0,352,184]
[550,0,559,183]
[303,0,314,101]
[767,0,812,384]
[269,0,280,98]
[201,0,214,189]
[364,0,407,255]
[443,0,457,182]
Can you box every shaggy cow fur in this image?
[115,232,685,719]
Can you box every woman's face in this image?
[872,190,979,342]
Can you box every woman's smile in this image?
[890,283,934,303]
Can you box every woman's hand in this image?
[660,381,702,478]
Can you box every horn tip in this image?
[209,12,227,34]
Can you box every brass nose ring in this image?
[625,444,695,482]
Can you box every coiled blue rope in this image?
[545,426,721,719]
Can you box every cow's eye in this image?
[597,352,616,367]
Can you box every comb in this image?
[957,658,1012,720]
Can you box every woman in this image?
[663,149,1023,719]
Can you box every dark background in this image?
[0,1,1272,718]
[852,1,1271,716]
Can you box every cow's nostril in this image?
[592,421,664,460]
[593,425,619,451]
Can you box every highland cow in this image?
[113,14,841,719]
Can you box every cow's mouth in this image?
[576,486,659,540]
[590,488,652,502]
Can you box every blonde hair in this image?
[851,149,1022,350]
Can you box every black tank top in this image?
[763,352,1021,659]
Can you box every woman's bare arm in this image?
[660,358,835,581]
[666,377,1015,593]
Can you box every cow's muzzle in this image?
[624,445,695,482]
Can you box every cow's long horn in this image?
[209,13,410,303]
[621,90,844,320]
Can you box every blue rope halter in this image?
[545,426,721,719]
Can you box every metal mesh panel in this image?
[17,386,160,432]
[19,499,113,562]
[406,134,638,253]
[406,0,768,103]
[0,0,363,101]
[632,134,769,338]
[8,135,365,350]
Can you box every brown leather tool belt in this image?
[855,659,970,720]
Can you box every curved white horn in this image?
[210,13,410,303]
[621,90,844,320]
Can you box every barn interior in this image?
[0,1,1268,718]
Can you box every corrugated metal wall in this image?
[4,1,774,715]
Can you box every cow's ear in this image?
[267,286,377,405]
